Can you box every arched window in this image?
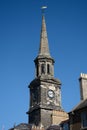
[47,64,50,74]
[41,64,45,74]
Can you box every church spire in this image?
[38,15,50,56]
[34,12,54,78]
[27,8,62,129]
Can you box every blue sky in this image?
[0,0,87,129]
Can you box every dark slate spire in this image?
[38,15,50,57]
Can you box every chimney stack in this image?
[79,73,87,100]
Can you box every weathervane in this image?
[41,6,47,15]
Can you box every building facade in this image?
[69,73,87,130]
[69,99,87,130]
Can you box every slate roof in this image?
[9,123,32,130]
[70,98,87,112]
[60,119,69,125]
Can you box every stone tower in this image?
[79,73,87,100]
[27,15,62,128]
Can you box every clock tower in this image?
[27,14,62,128]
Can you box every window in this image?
[81,111,87,128]
[63,123,69,130]
[47,64,50,74]
[41,64,45,74]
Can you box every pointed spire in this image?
[34,13,55,78]
[38,15,50,57]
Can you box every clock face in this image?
[48,90,54,98]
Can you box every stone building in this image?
[9,13,68,130]
[26,14,68,129]
[69,73,87,130]
[52,110,68,125]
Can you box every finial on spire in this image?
[41,6,47,15]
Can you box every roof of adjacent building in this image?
[69,98,87,113]
[60,119,69,125]
[9,123,32,130]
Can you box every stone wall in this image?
[32,126,45,130]
[52,110,69,125]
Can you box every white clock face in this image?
[48,90,54,98]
